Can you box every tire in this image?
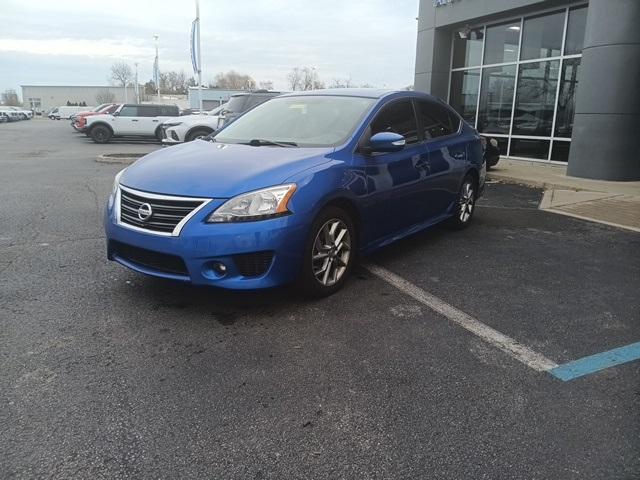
[448,174,477,230]
[298,206,357,297]
[90,125,112,144]
[186,128,212,142]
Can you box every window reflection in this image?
[551,141,571,162]
[478,65,516,134]
[555,58,581,137]
[449,69,480,126]
[483,22,520,65]
[520,11,564,60]
[565,6,588,55]
[512,60,559,136]
[452,28,484,68]
[509,138,550,159]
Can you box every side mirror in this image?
[112,111,119,116]
[368,132,406,153]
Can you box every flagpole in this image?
[154,34,160,102]
[196,0,203,113]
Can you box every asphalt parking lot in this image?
[1,119,639,479]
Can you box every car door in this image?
[415,100,468,216]
[136,105,160,135]
[114,105,139,135]
[355,98,429,242]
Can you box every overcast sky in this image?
[0,0,419,97]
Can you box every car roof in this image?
[278,88,438,101]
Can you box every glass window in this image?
[118,106,138,117]
[137,106,158,117]
[509,138,550,159]
[520,11,565,60]
[565,6,587,55]
[214,95,376,148]
[478,65,516,134]
[512,60,559,136]
[483,22,520,65]
[371,100,419,144]
[550,140,571,162]
[452,28,484,68]
[449,69,480,126]
[555,58,581,137]
[416,100,453,139]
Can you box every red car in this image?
[73,104,120,132]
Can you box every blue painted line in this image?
[550,341,640,381]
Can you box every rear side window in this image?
[137,106,158,117]
[246,96,270,109]
[160,105,179,116]
[224,96,248,113]
[416,101,455,139]
[370,100,419,145]
[119,106,138,117]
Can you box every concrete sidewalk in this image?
[487,158,640,232]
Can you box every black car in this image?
[216,90,283,128]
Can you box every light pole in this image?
[196,0,203,113]
[154,34,160,102]
[134,62,139,103]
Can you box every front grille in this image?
[119,188,205,234]
[110,240,189,276]
[233,251,274,277]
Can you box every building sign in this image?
[433,0,454,6]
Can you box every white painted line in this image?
[364,263,559,372]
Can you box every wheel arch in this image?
[316,195,362,247]
[186,125,214,140]
[88,121,114,134]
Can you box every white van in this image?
[49,106,94,120]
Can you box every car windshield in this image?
[221,96,248,114]
[214,95,375,148]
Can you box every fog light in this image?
[212,262,227,275]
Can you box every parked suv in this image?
[85,104,180,143]
[160,105,225,145]
[216,91,282,129]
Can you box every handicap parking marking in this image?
[549,342,640,382]
[364,263,558,373]
[365,263,640,381]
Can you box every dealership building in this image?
[20,85,137,112]
[415,0,640,181]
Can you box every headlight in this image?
[112,168,125,196]
[162,122,182,128]
[206,184,296,223]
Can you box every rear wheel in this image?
[299,206,356,297]
[448,174,477,230]
[90,125,112,144]
[186,128,213,142]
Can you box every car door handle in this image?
[452,151,466,160]
[152,119,159,122]
[131,119,139,122]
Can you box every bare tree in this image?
[95,89,116,104]
[110,62,133,88]
[330,76,353,89]
[259,80,274,91]
[287,67,324,91]
[210,71,256,90]
[1,89,20,106]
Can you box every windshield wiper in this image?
[244,139,298,147]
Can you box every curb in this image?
[96,153,145,165]
[486,173,580,192]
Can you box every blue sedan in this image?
[105,89,485,296]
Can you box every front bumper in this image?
[104,191,309,289]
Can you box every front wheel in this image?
[448,174,477,230]
[90,125,112,144]
[298,206,356,297]
[186,128,212,142]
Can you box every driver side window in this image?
[370,100,419,145]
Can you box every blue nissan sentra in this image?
[105,89,485,296]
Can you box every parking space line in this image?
[364,263,559,373]
[549,342,640,381]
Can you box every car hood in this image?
[120,140,334,198]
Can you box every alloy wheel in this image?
[459,181,475,223]
[312,218,351,287]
